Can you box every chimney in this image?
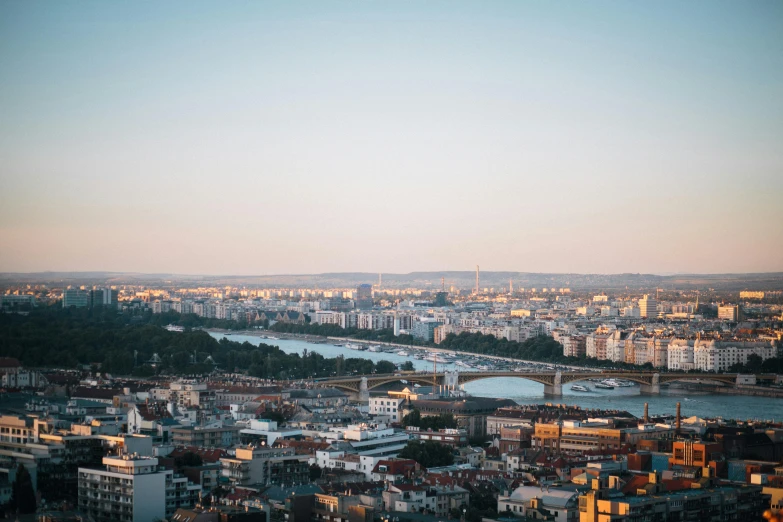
[643,403,649,423]
[675,402,681,433]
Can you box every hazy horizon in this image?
[2,1,782,275]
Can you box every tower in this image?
[475,265,480,295]
[510,278,513,294]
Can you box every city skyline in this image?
[1,1,782,275]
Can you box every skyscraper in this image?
[63,289,90,308]
[638,294,658,318]
[91,288,119,308]
[354,284,373,310]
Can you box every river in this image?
[211,332,783,422]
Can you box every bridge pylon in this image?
[544,371,562,397]
[639,373,660,395]
[359,377,369,403]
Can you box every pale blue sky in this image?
[1,1,781,275]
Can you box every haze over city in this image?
[1,1,782,275]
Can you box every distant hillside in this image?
[1,270,782,291]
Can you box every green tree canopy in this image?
[11,463,36,514]
[397,440,454,468]
[402,409,458,431]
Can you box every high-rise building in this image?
[354,284,373,310]
[63,289,90,308]
[78,455,199,522]
[638,294,658,318]
[91,288,119,308]
[718,304,741,322]
[411,319,443,342]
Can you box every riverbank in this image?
[206,328,587,370]
[666,382,783,398]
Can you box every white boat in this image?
[571,384,590,392]
[368,345,382,352]
[397,350,409,356]
[413,383,421,388]
[400,379,408,384]
[595,382,614,389]
[266,336,279,340]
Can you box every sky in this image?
[1,1,782,276]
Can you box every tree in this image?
[375,360,396,374]
[397,440,454,468]
[309,464,322,481]
[175,451,203,468]
[402,409,457,431]
[10,463,36,514]
[400,361,415,371]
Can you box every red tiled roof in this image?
[621,475,649,494]
[0,358,21,369]
[136,403,172,421]
[392,484,425,492]
[169,446,227,463]
[662,478,695,491]
[372,459,418,475]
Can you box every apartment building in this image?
[669,440,723,468]
[499,485,580,522]
[382,483,469,517]
[638,295,658,318]
[579,477,766,522]
[533,421,674,453]
[171,424,240,448]
[562,335,587,357]
[586,334,609,360]
[406,427,467,447]
[369,396,405,423]
[718,305,741,322]
[78,455,199,522]
[339,424,411,457]
[220,446,309,487]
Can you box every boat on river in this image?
[572,384,590,392]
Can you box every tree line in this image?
[0,307,403,378]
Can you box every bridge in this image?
[313,370,773,400]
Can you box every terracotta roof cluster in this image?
[372,458,418,475]
[274,440,332,454]
[71,387,120,400]
[424,469,508,486]
[0,358,21,369]
[169,446,227,464]
[321,482,384,495]
[135,402,172,421]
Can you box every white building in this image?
[605,331,627,363]
[498,485,580,522]
[667,339,695,371]
[693,340,777,372]
[638,295,658,318]
[78,455,199,522]
[369,397,405,423]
